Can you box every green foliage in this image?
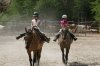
[0,0,100,22]
[73,0,95,21]
[35,0,60,10]
[0,0,37,21]
[34,0,74,19]
[92,0,100,21]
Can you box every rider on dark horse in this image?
[16,12,50,48]
[53,14,77,41]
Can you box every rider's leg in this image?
[34,28,50,43]
[53,29,62,42]
[68,30,77,41]
[16,33,26,40]
[41,33,50,43]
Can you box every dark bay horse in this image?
[24,27,44,66]
[58,29,73,65]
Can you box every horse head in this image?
[24,27,34,42]
[61,28,69,39]
[25,27,33,35]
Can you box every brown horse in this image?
[24,27,44,66]
[58,29,73,65]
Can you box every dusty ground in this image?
[0,35,100,66]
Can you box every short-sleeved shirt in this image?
[60,19,68,28]
[31,19,40,28]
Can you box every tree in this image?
[0,0,97,22]
[92,0,100,21]
[73,0,95,21]
[0,0,11,13]
[34,0,75,20]
[0,0,38,21]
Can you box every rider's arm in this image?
[31,21,34,28]
[31,19,39,27]
[37,20,41,27]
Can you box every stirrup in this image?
[74,37,77,41]
[16,36,21,40]
[53,39,57,42]
[47,38,50,43]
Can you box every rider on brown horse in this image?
[16,12,50,49]
[53,14,77,41]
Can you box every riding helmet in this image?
[62,14,67,18]
[33,12,39,17]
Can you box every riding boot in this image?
[34,28,50,43]
[53,33,60,42]
[68,31,77,41]
[53,29,62,42]
[16,33,26,40]
[41,33,50,43]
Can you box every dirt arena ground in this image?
[0,34,100,66]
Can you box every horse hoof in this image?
[62,60,65,63]
[65,61,67,64]
[64,61,68,66]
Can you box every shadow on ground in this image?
[68,62,88,66]
[68,62,100,66]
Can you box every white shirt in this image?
[31,19,40,28]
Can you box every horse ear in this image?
[32,27,34,31]
[25,27,27,33]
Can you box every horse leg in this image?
[61,47,65,63]
[27,50,32,66]
[65,47,70,64]
[37,49,42,66]
[33,52,36,66]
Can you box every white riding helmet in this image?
[62,14,67,18]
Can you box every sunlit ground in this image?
[0,34,100,66]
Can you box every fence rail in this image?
[0,20,100,36]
